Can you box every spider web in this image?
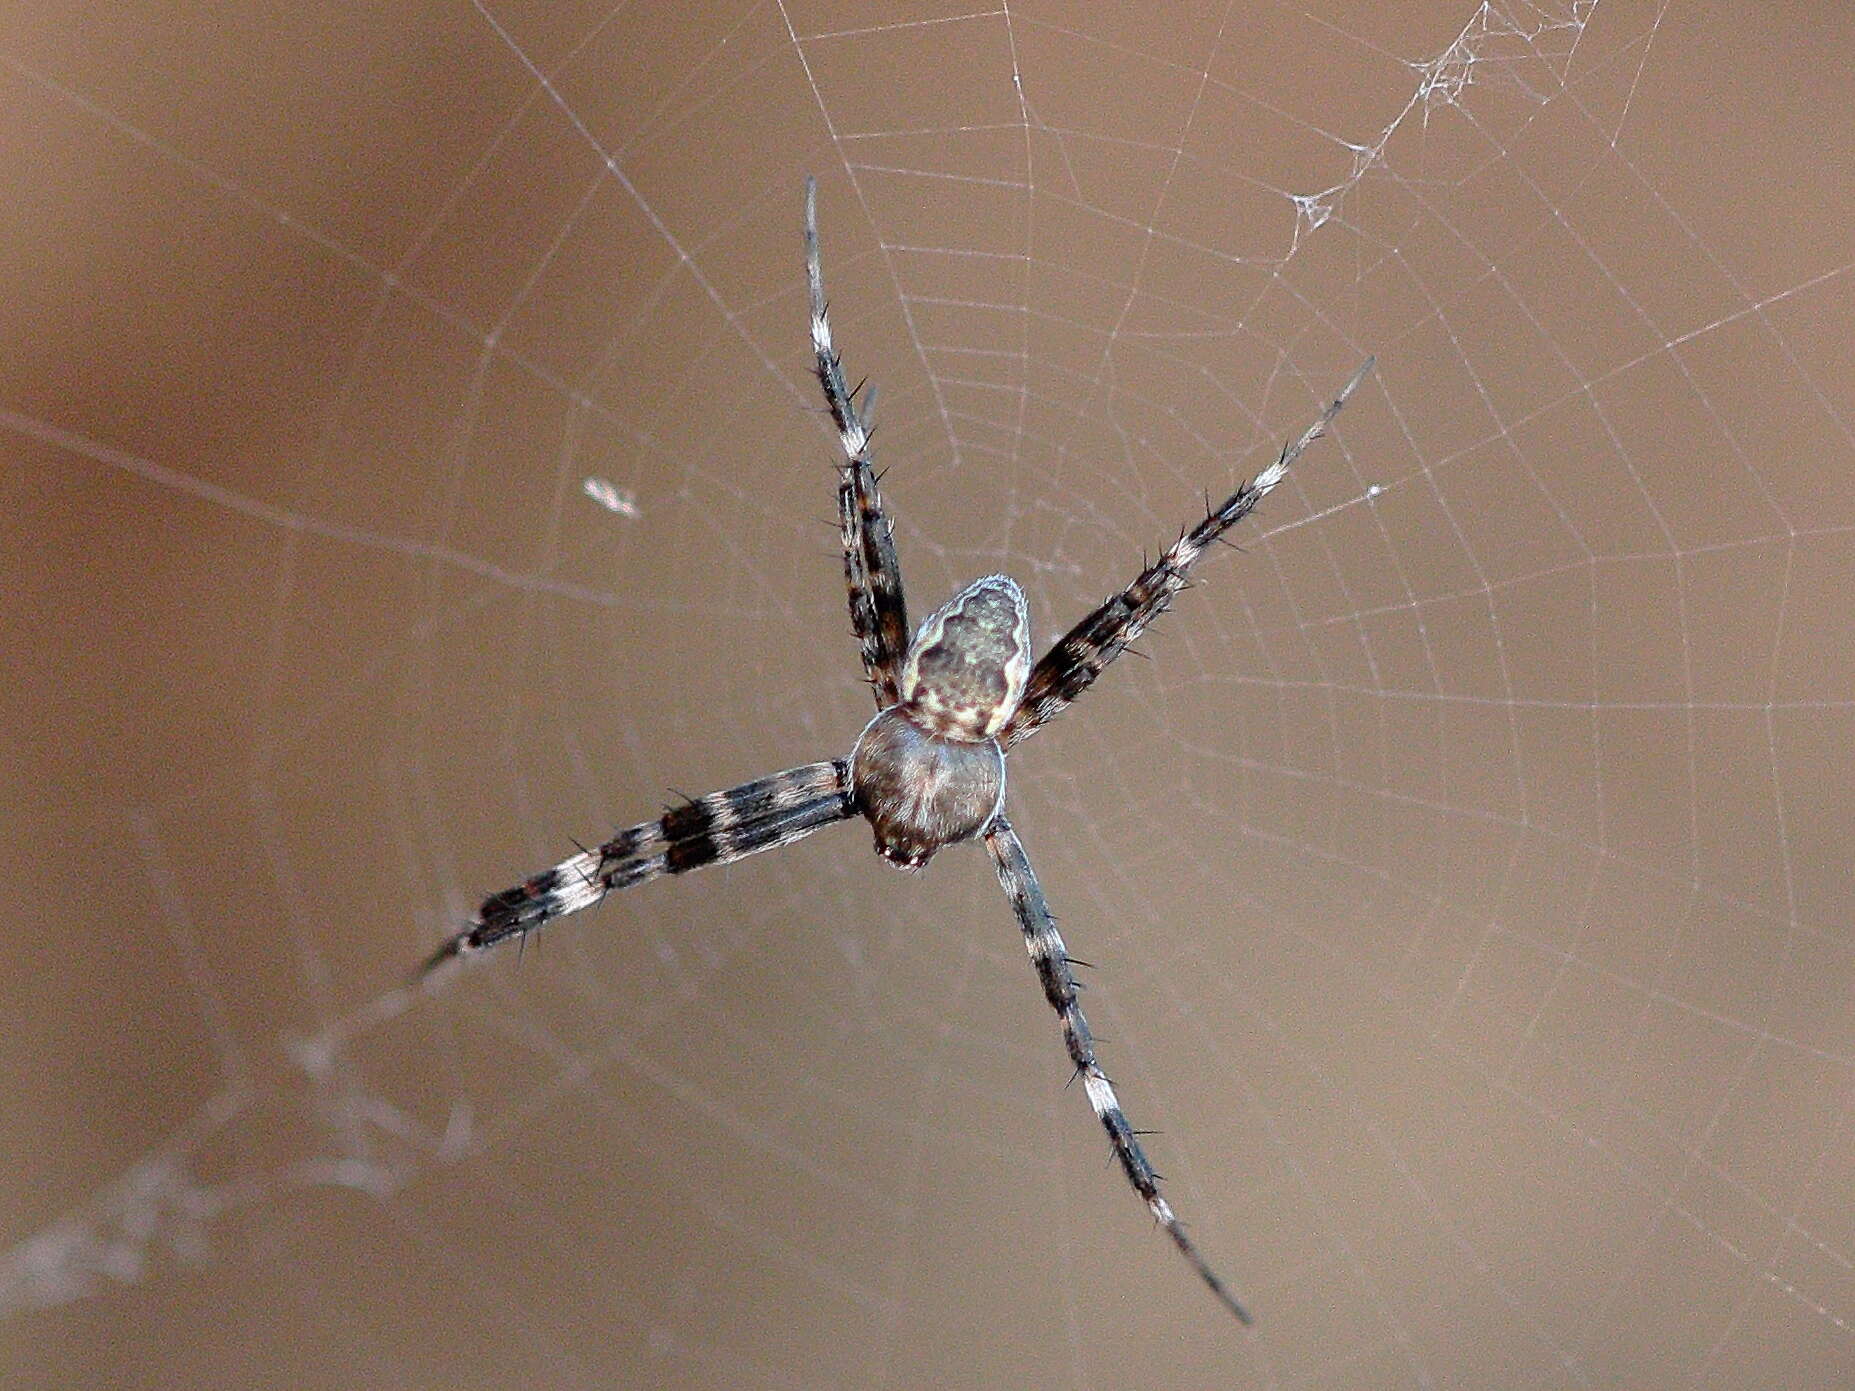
[5,0,1854,1385]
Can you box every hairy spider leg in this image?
[806,175,910,706]
[985,817,1254,1324]
[420,761,856,975]
[1000,357,1376,750]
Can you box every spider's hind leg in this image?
[805,176,910,706]
[999,358,1374,750]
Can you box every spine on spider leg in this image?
[418,761,855,978]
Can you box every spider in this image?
[422,176,1374,1326]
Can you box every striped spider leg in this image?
[986,817,1253,1325]
[807,175,909,706]
[420,762,855,973]
[999,355,1376,750]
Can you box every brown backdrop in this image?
[5,1,1854,1387]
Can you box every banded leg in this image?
[984,817,1253,1325]
[806,175,910,706]
[1000,358,1375,750]
[421,761,856,975]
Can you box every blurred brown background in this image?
[4,1,1854,1386]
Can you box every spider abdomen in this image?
[850,706,1003,869]
[900,575,1030,740]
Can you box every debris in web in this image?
[582,476,640,518]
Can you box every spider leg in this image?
[806,175,910,706]
[420,760,856,976]
[999,358,1374,750]
[983,816,1253,1325]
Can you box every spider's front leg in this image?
[420,761,856,975]
[984,816,1254,1324]
[999,357,1375,750]
[806,176,910,706]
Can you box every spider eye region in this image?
[850,707,1005,869]
[899,574,1030,740]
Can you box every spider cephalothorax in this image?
[851,574,1028,868]
[422,176,1374,1327]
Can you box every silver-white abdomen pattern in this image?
[899,574,1030,741]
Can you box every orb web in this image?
[4,2,1853,1386]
